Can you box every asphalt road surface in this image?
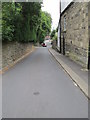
[2,43,88,118]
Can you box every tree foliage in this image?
[50,27,58,41]
[37,11,52,43]
[2,2,52,43]
[50,29,56,39]
[2,3,15,42]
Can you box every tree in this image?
[50,29,56,39]
[37,11,52,43]
[20,2,41,42]
[2,3,15,42]
[2,2,52,43]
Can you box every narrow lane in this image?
[2,45,88,118]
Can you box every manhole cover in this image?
[33,92,40,95]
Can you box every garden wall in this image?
[2,42,33,69]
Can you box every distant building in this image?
[58,1,90,69]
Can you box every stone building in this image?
[58,1,90,69]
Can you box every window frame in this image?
[64,15,66,32]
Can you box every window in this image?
[64,16,66,31]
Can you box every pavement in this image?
[49,48,89,99]
[2,43,88,118]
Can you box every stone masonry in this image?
[60,2,89,68]
[2,42,33,69]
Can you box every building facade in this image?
[58,2,90,69]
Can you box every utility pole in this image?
[60,0,62,53]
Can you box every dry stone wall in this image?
[2,42,33,69]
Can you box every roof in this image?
[58,1,74,28]
[61,2,74,16]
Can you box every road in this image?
[2,42,88,118]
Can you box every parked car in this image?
[41,43,47,47]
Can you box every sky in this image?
[42,0,72,30]
[42,0,60,30]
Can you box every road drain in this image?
[33,92,40,95]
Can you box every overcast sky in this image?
[42,0,72,30]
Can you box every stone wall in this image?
[61,2,89,68]
[52,40,57,50]
[2,42,33,69]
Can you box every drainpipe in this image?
[88,39,90,70]
[60,0,62,53]
[88,2,90,70]
[63,32,65,55]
